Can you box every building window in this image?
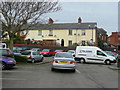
[68,40,72,46]
[82,40,86,45]
[118,38,120,41]
[81,30,86,35]
[38,30,42,36]
[69,29,72,35]
[108,38,110,42]
[49,30,53,36]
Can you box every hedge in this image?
[14,55,28,63]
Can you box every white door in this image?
[93,50,106,63]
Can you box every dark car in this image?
[30,48,41,52]
[0,48,14,57]
[0,56,16,70]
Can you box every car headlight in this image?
[7,60,13,62]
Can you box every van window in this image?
[97,50,106,56]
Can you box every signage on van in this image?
[80,50,92,53]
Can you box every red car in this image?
[53,49,64,55]
[40,49,54,56]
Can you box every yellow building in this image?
[21,18,98,46]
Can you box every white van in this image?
[75,46,116,65]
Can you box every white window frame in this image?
[81,30,86,36]
[49,30,53,35]
[38,30,42,36]
[69,29,72,35]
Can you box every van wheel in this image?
[105,60,111,65]
[80,58,85,63]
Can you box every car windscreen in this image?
[55,53,73,58]
[68,51,75,53]
[0,49,13,56]
[21,51,31,55]
[0,49,8,55]
[42,49,50,52]
[55,50,62,52]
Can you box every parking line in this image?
[0,78,26,80]
[0,71,32,73]
[76,69,81,73]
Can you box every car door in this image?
[37,52,42,61]
[94,50,106,63]
[32,52,38,61]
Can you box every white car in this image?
[51,52,76,72]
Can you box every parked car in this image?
[14,47,31,52]
[13,49,22,56]
[0,56,16,70]
[21,50,44,63]
[40,49,54,56]
[52,49,64,55]
[67,50,75,57]
[30,48,41,52]
[0,48,14,57]
[51,52,76,72]
[104,51,118,60]
[75,46,116,65]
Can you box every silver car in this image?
[21,50,44,63]
[67,50,75,57]
[51,52,76,72]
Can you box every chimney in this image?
[48,18,54,24]
[78,17,82,23]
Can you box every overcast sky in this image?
[46,2,118,36]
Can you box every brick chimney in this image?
[48,18,54,24]
[78,17,82,23]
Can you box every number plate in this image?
[60,61,68,63]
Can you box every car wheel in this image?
[72,69,76,72]
[32,59,35,63]
[2,62,7,70]
[40,57,43,62]
[51,68,55,71]
[105,60,111,65]
[80,58,85,63]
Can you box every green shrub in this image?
[14,55,28,63]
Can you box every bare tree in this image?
[0,0,61,50]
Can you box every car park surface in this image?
[2,57,118,88]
